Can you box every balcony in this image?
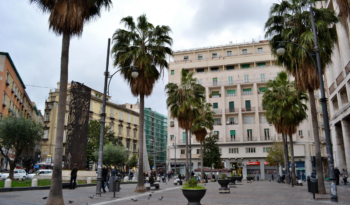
[240,52,253,55]
[258,107,266,112]
[242,107,255,112]
[242,91,253,96]
[336,71,345,86]
[243,137,257,142]
[260,136,272,141]
[178,138,187,144]
[210,94,221,98]
[214,121,222,126]
[226,137,240,142]
[226,121,239,125]
[216,138,224,142]
[329,83,335,95]
[346,61,350,75]
[170,123,174,127]
[226,93,236,97]
[213,109,222,114]
[225,108,239,113]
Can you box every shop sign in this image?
[264,162,277,165]
[246,162,260,165]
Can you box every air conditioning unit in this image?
[2,101,7,107]
[11,87,15,93]
[6,79,9,86]
[14,92,17,97]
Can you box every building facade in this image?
[42,82,140,165]
[318,1,350,172]
[167,40,327,179]
[0,52,43,169]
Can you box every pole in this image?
[174,137,176,174]
[96,38,110,197]
[284,134,290,184]
[309,6,337,202]
[189,129,192,175]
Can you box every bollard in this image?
[32,178,38,187]
[124,176,129,182]
[5,179,11,188]
[87,177,91,184]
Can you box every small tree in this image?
[127,154,138,169]
[266,141,285,175]
[92,143,129,167]
[203,132,221,180]
[0,115,43,180]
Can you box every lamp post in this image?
[96,38,139,197]
[275,3,337,200]
[173,138,177,174]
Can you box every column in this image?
[221,85,226,142]
[336,23,350,69]
[341,119,350,172]
[205,87,209,102]
[334,123,346,169]
[304,142,312,175]
[253,83,260,141]
[260,159,265,180]
[237,84,243,142]
[331,43,343,83]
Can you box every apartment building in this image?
[318,1,350,172]
[167,40,327,180]
[42,83,140,166]
[0,52,43,169]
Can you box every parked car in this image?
[27,169,52,179]
[1,169,27,180]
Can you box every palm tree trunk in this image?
[289,135,296,187]
[200,141,204,183]
[47,31,70,205]
[309,89,326,194]
[135,93,145,192]
[185,129,189,181]
[282,133,289,184]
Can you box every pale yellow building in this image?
[41,82,139,164]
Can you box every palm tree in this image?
[29,0,112,203]
[265,0,338,193]
[165,69,205,181]
[336,0,350,19]
[192,100,214,183]
[263,71,308,185]
[111,14,173,192]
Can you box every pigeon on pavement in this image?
[42,197,48,200]
[131,198,138,202]
[158,196,163,200]
[68,200,74,204]
[89,195,94,199]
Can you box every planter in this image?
[217,179,230,193]
[237,176,243,182]
[228,177,240,186]
[246,176,254,181]
[182,189,206,205]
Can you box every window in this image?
[198,54,203,60]
[126,141,130,150]
[212,77,218,86]
[45,113,50,121]
[183,132,186,143]
[198,162,201,168]
[219,148,222,154]
[170,135,174,140]
[197,79,202,85]
[259,87,267,94]
[230,130,236,141]
[247,129,253,141]
[242,49,247,54]
[197,68,204,73]
[181,149,185,154]
[257,62,266,67]
[241,64,250,69]
[227,51,232,56]
[3,92,5,103]
[260,73,266,82]
[134,130,137,138]
[100,105,103,113]
[211,67,219,72]
[244,117,254,124]
[184,56,189,60]
[212,91,220,97]
[264,129,270,140]
[214,131,219,137]
[128,114,130,122]
[228,76,233,84]
[119,126,122,135]
[244,75,249,83]
[227,66,234,71]
[229,148,239,153]
[111,108,114,117]
[6,71,9,81]
[308,130,310,136]
[228,101,235,112]
[243,88,252,95]
[214,119,221,125]
[197,149,201,154]
[213,103,218,109]
[43,130,48,139]
[171,70,174,75]
[227,89,236,97]
[263,147,270,153]
[258,48,263,53]
[134,116,137,124]
[229,118,237,124]
[299,130,303,136]
[127,129,130,137]
[212,53,217,58]
[261,116,267,123]
[245,100,251,110]
[120,111,123,120]
[246,147,256,153]
[133,141,137,151]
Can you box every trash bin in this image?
[109,176,120,193]
[307,176,311,192]
[310,175,318,199]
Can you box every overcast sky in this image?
[0,0,278,116]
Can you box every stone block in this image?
[31,178,38,187]
[87,177,91,184]
[5,179,11,188]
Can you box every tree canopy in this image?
[92,143,129,166]
[127,154,138,168]
[266,141,285,172]
[203,132,221,169]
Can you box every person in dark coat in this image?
[191,171,195,178]
[111,165,119,176]
[178,173,182,181]
[101,166,108,193]
[70,163,78,189]
[335,167,341,185]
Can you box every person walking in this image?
[335,167,341,185]
[70,163,78,190]
[101,166,108,193]
[167,171,171,181]
[342,169,348,185]
[104,167,110,191]
[111,165,119,177]
[129,170,134,181]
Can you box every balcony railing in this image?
[214,121,222,126]
[243,137,257,142]
[336,71,345,86]
[329,83,335,95]
[213,109,222,114]
[226,93,236,97]
[242,107,255,112]
[346,61,350,75]
[225,108,239,113]
[210,94,221,98]
[226,137,240,142]
[216,138,224,142]
[170,123,174,127]
[260,136,272,141]
[226,121,239,125]
[178,138,187,144]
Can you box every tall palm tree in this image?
[192,100,214,183]
[265,0,338,193]
[165,69,205,181]
[29,1,112,203]
[111,14,173,192]
[263,71,308,185]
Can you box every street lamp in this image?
[173,140,177,174]
[275,3,337,200]
[96,38,139,197]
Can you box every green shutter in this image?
[243,88,252,92]
[213,78,217,82]
[212,91,220,95]
[230,130,236,135]
[229,101,234,109]
[183,132,186,143]
[171,70,174,75]
[259,87,267,92]
[245,100,251,108]
[247,129,252,131]
[213,103,218,109]
[242,64,250,69]
[227,90,236,94]
[214,131,219,136]
[257,62,266,67]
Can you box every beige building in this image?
[42,82,139,165]
[318,1,350,172]
[167,40,327,179]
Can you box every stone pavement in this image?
[0,180,350,205]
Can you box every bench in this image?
[150,183,160,190]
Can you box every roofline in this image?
[0,52,26,89]
[90,96,140,116]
